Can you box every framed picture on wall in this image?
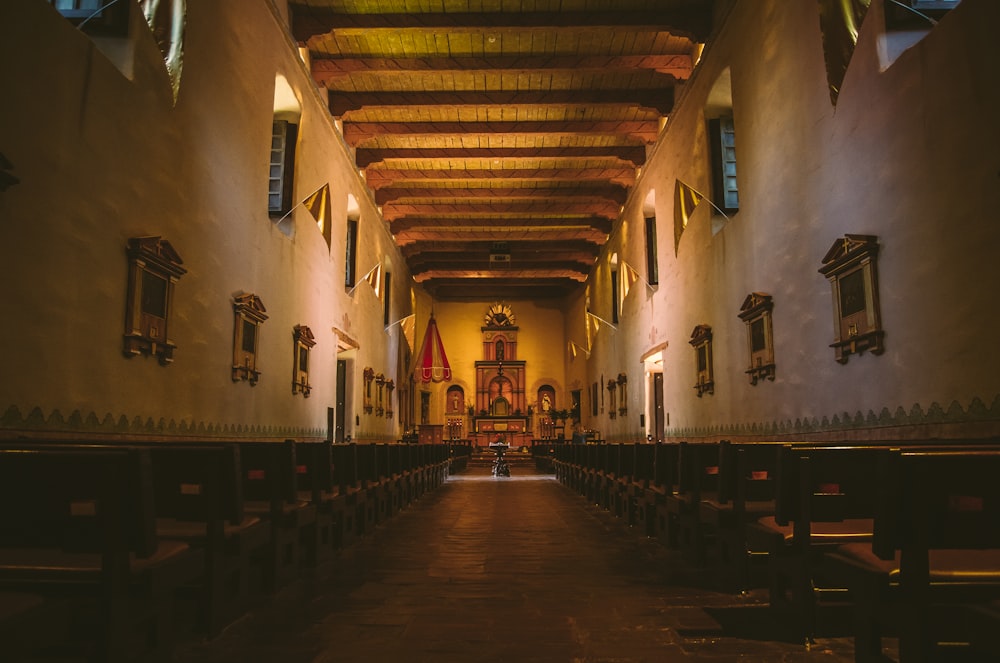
[819,234,884,363]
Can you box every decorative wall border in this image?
[662,394,1000,441]
[0,405,325,442]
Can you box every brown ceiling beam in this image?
[400,239,601,257]
[356,146,647,168]
[388,215,614,233]
[394,227,609,244]
[310,55,693,82]
[407,250,597,267]
[365,166,637,189]
[344,120,659,147]
[293,10,712,41]
[375,185,628,205]
[329,89,674,117]
[383,201,620,222]
[426,279,580,300]
[412,268,589,284]
[409,259,592,275]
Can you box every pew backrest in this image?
[873,449,1000,564]
[0,447,157,558]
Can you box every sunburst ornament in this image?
[485,302,515,327]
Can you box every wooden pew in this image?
[745,444,890,642]
[698,441,782,591]
[332,443,366,545]
[238,440,317,593]
[0,446,203,662]
[626,443,657,534]
[824,449,1000,662]
[0,440,268,637]
[649,442,681,545]
[663,441,721,558]
[294,440,342,565]
[139,442,268,636]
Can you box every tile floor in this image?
[171,462,875,662]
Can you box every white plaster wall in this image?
[0,1,412,440]
[588,0,1000,440]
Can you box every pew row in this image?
[0,447,204,662]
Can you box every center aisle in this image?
[173,464,858,662]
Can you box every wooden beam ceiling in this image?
[291,0,712,300]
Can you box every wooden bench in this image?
[746,440,1000,642]
[0,439,269,637]
[698,441,783,590]
[824,449,1000,662]
[663,441,721,558]
[745,444,892,642]
[0,446,203,662]
[293,440,342,565]
[332,443,367,545]
[238,440,317,593]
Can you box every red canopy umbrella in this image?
[414,315,452,383]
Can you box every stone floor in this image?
[171,463,875,663]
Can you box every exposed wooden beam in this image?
[374,185,628,205]
[425,279,581,300]
[413,268,589,283]
[344,120,659,147]
[407,250,597,267]
[388,215,614,233]
[329,89,674,117]
[310,54,693,82]
[382,201,620,222]
[393,227,609,244]
[410,259,592,276]
[400,239,601,257]
[355,146,648,168]
[293,10,713,42]
[365,166,637,189]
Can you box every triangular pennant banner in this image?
[302,183,331,233]
[674,179,705,252]
[622,261,641,299]
[363,263,382,297]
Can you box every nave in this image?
[172,459,867,663]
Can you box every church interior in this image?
[1,0,998,661]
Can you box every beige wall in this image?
[1,0,997,444]
[0,1,412,441]
[585,0,1000,441]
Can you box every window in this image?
[709,116,738,215]
[689,324,714,397]
[123,236,185,365]
[885,0,960,29]
[644,216,659,286]
[738,293,775,385]
[345,218,358,288]
[819,234,884,363]
[232,293,268,385]
[610,268,619,324]
[268,120,298,215]
[880,0,961,68]
[292,325,315,396]
[49,0,129,35]
[382,271,392,326]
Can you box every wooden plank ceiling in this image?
[290,0,713,300]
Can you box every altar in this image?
[475,417,527,434]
